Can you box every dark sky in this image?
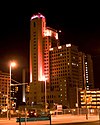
[0,1,100,88]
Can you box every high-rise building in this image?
[78,52,94,89]
[28,13,94,109]
[28,13,59,107]
[49,44,79,108]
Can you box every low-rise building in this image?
[80,89,100,108]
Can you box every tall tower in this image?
[29,13,46,105]
[29,13,59,105]
[30,13,45,83]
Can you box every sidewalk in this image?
[51,114,99,124]
[0,114,99,125]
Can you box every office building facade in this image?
[0,71,10,112]
[0,71,17,112]
[80,89,100,108]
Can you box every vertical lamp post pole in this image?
[76,83,79,115]
[7,81,8,119]
[9,62,16,120]
[9,63,11,120]
[85,87,88,120]
[45,79,47,112]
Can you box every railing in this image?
[0,108,99,118]
[62,108,99,115]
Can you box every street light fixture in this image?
[9,61,16,120]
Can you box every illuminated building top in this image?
[31,13,45,20]
[49,44,72,51]
[44,27,58,39]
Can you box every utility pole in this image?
[76,82,79,115]
[7,80,9,119]
[22,69,26,102]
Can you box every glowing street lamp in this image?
[9,61,16,120]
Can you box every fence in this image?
[62,108,99,115]
[0,108,100,118]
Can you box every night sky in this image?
[0,1,100,88]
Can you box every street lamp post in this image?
[42,76,47,112]
[9,62,16,120]
[44,79,47,112]
[85,87,88,120]
[7,80,9,119]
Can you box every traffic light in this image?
[26,85,30,92]
[82,95,86,102]
[15,86,18,92]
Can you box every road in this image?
[54,121,100,125]
[0,114,99,125]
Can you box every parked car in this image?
[27,109,50,118]
[27,109,37,117]
[39,111,50,117]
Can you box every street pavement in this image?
[0,114,99,125]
